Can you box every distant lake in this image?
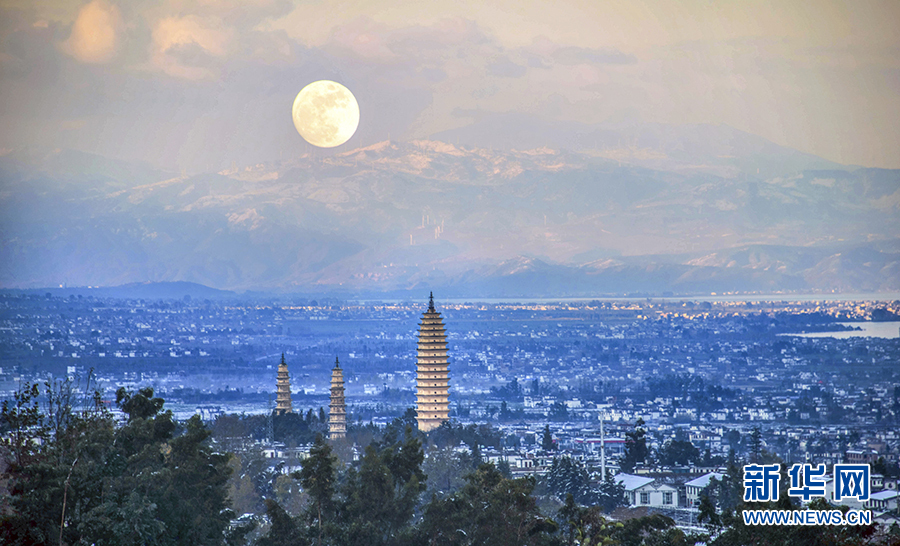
[782,321,900,340]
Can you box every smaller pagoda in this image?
[275,353,293,415]
[329,357,347,440]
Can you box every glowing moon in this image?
[292,80,360,148]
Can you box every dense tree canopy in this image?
[1,383,893,546]
[0,380,233,546]
[656,439,701,467]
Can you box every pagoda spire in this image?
[329,356,346,440]
[416,293,449,432]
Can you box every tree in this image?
[469,442,483,468]
[549,401,569,421]
[547,456,592,505]
[621,418,648,473]
[116,386,164,420]
[422,446,470,496]
[419,463,557,546]
[557,495,623,546]
[337,429,426,546]
[749,426,762,463]
[697,492,720,534]
[657,439,700,467]
[596,471,628,513]
[295,434,337,546]
[542,424,555,451]
[0,382,44,469]
[873,456,900,478]
[611,514,696,546]
[710,462,744,516]
[0,382,233,546]
[256,499,301,546]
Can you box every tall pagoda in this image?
[275,353,293,415]
[416,292,450,432]
[329,357,347,440]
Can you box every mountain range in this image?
[1,121,898,297]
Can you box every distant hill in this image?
[1,135,897,296]
[6,282,234,300]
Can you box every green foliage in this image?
[612,514,698,546]
[0,382,44,468]
[621,418,648,473]
[656,439,701,467]
[422,446,470,496]
[490,377,524,401]
[338,430,427,546]
[257,427,428,546]
[542,424,555,451]
[294,434,337,546]
[256,499,302,546]
[428,420,504,451]
[749,426,762,463]
[498,400,525,421]
[0,382,233,546]
[419,463,557,546]
[558,494,624,546]
[547,456,593,505]
[274,408,329,444]
[873,456,900,478]
[697,492,720,534]
[548,402,569,422]
[116,386,165,421]
[556,497,692,546]
[595,471,628,514]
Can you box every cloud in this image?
[3,1,899,170]
[326,17,498,67]
[328,17,398,62]
[151,15,233,79]
[487,57,527,78]
[520,36,636,68]
[62,0,123,64]
[551,46,636,66]
[167,0,294,27]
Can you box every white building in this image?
[616,473,678,508]
[684,472,724,507]
[866,490,899,513]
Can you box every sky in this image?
[1,0,898,172]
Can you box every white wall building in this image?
[616,473,678,508]
[684,472,724,507]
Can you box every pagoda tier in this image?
[275,353,293,415]
[416,293,450,432]
[329,357,346,440]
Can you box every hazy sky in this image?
[1,0,898,172]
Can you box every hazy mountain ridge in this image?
[430,115,846,178]
[1,138,898,295]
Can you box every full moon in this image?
[292,80,360,148]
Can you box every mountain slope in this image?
[0,141,897,294]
